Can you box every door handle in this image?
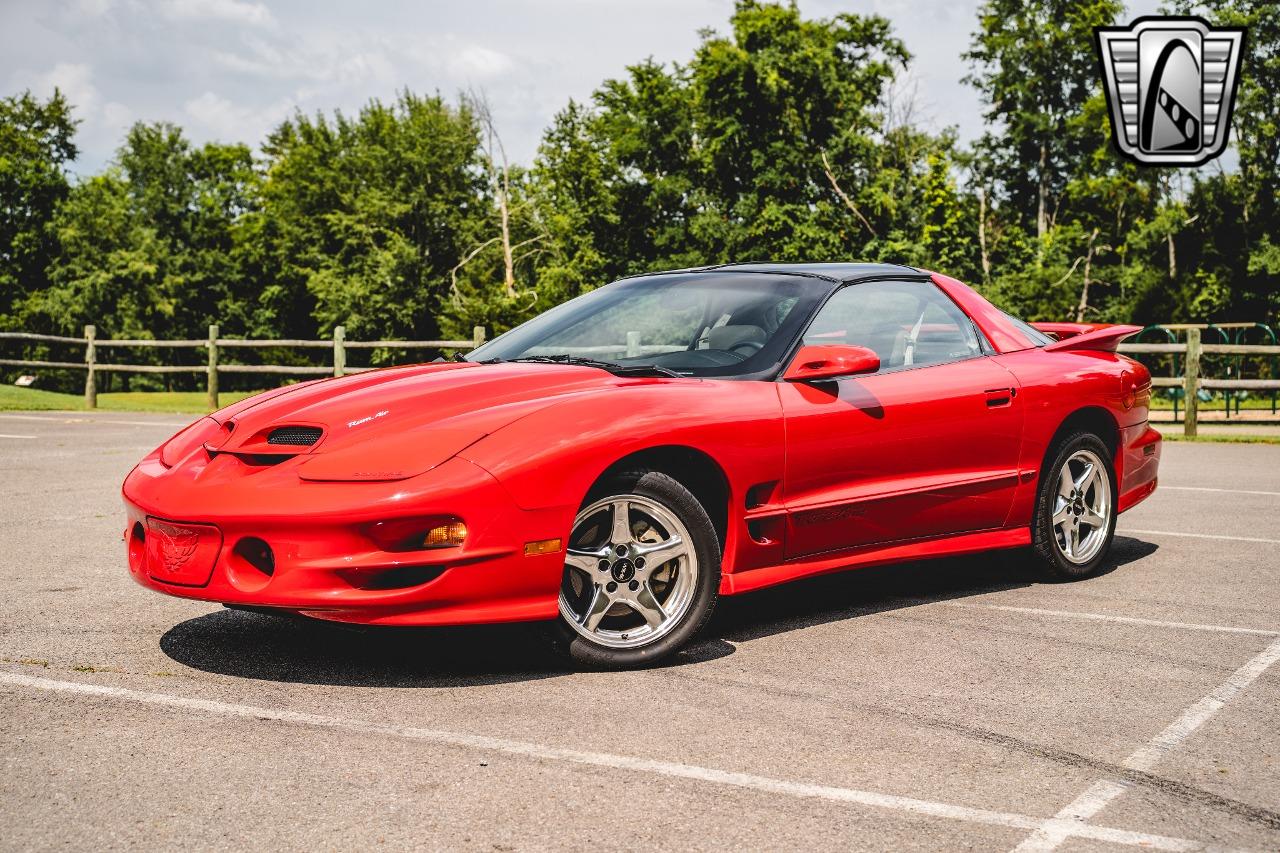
[984,387,1016,408]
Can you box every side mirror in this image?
[783,344,880,382]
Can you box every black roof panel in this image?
[712,262,924,282]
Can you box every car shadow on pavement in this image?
[159,537,1156,686]
[709,536,1158,644]
[159,608,737,688]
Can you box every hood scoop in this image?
[203,422,325,468]
[267,426,323,446]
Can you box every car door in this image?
[780,279,1024,560]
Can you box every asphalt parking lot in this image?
[1,411,1277,851]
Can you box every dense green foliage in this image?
[0,91,76,326]
[1,0,1277,372]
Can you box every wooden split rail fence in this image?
[3,325,1278,435]
[1118,329,1280,436]
[0,324,486,411]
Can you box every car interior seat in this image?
[706,324,766,351]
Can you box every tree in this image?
[247,92,484,344]
[439,92,552,339]
[36,170,163,339]
[0,90,77,328]
[690,0,909,259]
[524,0,916,284]
[965,0,1122,245]
[1172,0,1280,322]
[528,100,624,299]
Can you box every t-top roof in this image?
[650,262,926,283]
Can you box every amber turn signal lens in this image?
[523,538,563,557]
[422,521,467,549]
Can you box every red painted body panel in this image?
[777,357,1023,558]
[123,272,1161,627]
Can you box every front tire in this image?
[554,470,720,669]
[1031,432,1117,580]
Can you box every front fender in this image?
[459,379,785,514]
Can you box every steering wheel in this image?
[728,340,764,357]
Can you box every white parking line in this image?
[0,413,188,428]
[0,670,1205,851]
[1127,637,1280,772]
[1010,635,1280,852]
[1162,486,1280,498]
[946,603,1279,637]
[0,433,37,439]
[1121,528,1280,545]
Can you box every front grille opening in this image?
[128,521,146,570]
[341,565,445,591]
[233,537,275,576]
[236,453,295,467]
[267,426,322,446]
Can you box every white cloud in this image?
[212,34,512,89]
[448,45,513,79]
[159,0,274,28]
[183,91,245,134]
[183,90,293,142]
[211,36,396,86]
[71,0,117,17]
[10,61,98,112]
[100,100,133,130]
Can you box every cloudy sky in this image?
[2,0,1160,176]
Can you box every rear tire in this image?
[552,470,720,669]
[1031,432,1118,580]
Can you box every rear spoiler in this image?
[1031,322,1100,340]
[1039,323,1143,353]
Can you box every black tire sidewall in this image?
[552,470,721,669]
[1031,432,1118,581]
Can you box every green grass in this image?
[0,385,261,414]
[1151,395,1278,411]
[1159,432,1280,445]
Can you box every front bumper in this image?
[123,454,568,626]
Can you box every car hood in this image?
[206,362,628,481]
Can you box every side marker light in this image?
[524,538,563,557]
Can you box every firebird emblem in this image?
[151,521,200,573]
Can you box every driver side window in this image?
[803,280,983,372]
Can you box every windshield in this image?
[468,272,829,377]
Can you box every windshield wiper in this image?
[508,354,683,378]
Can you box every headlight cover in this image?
[159,417,221,468]
[363,516,467,551]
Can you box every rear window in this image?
[1002,312,1055,347]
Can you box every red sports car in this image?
[124,263,1160,667]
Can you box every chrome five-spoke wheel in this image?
[1051,447,1112,565]
[1031,432,1118,580]
[559,494,699,650]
